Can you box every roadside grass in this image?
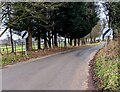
[1,42,100,67]
[0,55,2,68]
[1,54,32,67]
[0,45,25,54]
[94,40,120,90]
[1,46,78,67]
[95,56,120,90]
[0,43,65,67]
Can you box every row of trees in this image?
[1,2,99,52]
[107,2,120,54]
[85,21,102,43]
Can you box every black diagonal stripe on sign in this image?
[22,31,27,38]
[103,29,111,38]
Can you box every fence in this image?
[0,40,69,56]
[0,41,40,55]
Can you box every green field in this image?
[0,42,66,55]
[0,44,39,54]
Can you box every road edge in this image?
[3,47,82,69]
[87,48,103,90]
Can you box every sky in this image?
[96,1,113,39]
[0,26,22,40]
[96,1,108,26]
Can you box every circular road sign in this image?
[21,30,28,39]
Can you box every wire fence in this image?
[0,41,41,55]
[0,37,95,56]
[0,40,68,56]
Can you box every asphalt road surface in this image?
[2,44,103,90]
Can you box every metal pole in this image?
[34,41,35,51]
[22,41,23,56]
[25,39,27,56]
[15,41,16,55]
[105,37,108,55]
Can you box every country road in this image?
[2,44,103,90]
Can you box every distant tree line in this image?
[1,2,99,52]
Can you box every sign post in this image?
[103,28,113,55]
[21,31,28,56]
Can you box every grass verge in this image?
[89,40,120,91]
[1,47,79,67]
[1,54,32,67]
[95,56,120,90]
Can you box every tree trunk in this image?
[118,31,120,54]
[78,38,80,46]
[90,38,92,44]
[10,28,14,53]
[51,34,54,48]
[38,36,41,49]
[27,26,32,51]
[64,36,67,47]
[90,32,92,44]
[93,38,96,43]
[85,38,87,44]
[68,37,70,45]
[70,37,72,46]
[37,20,41,49]
[81,39,85,45]
[48,40,51,48]
[53,32,58,47]
[74,38,77,46]
[48,31,51,48]
[43,32,48,49]
[58,37,61,48]
[44,38,47,49]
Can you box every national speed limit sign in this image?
[21,30,28,39]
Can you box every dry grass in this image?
[90,39,120,90]
[97,40,119,59]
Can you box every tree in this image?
[1,2,99,51]
[2,3,15,53]
[108,2,120,54]
[85,21,102,43]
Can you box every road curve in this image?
[2,44,103,90]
